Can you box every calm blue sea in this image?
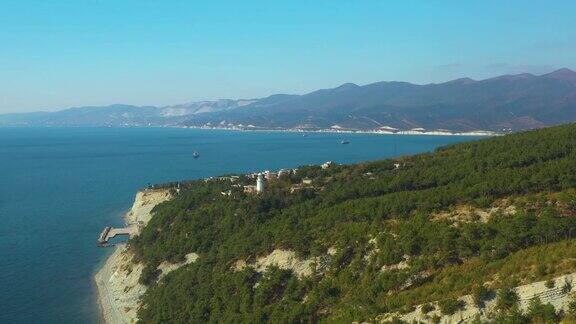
[0,127,480,323]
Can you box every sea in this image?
[0,127,481,323]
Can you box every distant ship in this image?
[303,134,309,137]
[341,140,350,144]
[193,151,200,158]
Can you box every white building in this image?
[264,170,277,180]
[277,169,291,178]
[321,161,334,169]
[256,173,265,193]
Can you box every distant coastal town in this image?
[181,124,499,137]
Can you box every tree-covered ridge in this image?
[131,123,576,323]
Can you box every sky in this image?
[1,0,575,113]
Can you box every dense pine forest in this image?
[130,123,576,323]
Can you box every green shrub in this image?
[562,279,572,293]
[493,307,527,323]
[472,284,492,307]
[420,303,435,314]
[568,295,576,316]
[527,297,558,323]
[388,317,407,324]
[430,314,441,324]
[438,298,464,315]
[545,278,555,289]
[139,264,160,285]
[496,287,519,311]
[536,264,547,276]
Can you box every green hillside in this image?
[130,123,576,323]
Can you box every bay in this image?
[0,127,480,323]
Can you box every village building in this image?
[321,161,334,169]
[244,173,265,194]
[277,169,291,178]
[256,173,265,193]
[264,171,277,180]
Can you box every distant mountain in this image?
[0,100,252,127]
[0,104,158,127]
[2,69,576,132]
[183,68,576,132]
[159,99,256,117]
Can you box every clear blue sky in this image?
[1,0,575,113]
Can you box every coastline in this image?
[87,125,491,323]
[176,125,500,137]
[0,124,500,137]
[94,189,172,324]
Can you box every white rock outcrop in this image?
[378,272,576,323]
[233,248,338,279]
[95,189,196,324]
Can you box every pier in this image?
[97,226,137,246]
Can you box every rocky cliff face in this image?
[379,273,576,323]
[95,189,174,324]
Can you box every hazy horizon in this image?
[1,0,575,114]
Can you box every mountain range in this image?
[2,68,576,132]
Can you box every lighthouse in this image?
[256,173,265,193]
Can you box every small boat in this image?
[341,140,350,145]
[193,151,200,158]
[303,134,309,137]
